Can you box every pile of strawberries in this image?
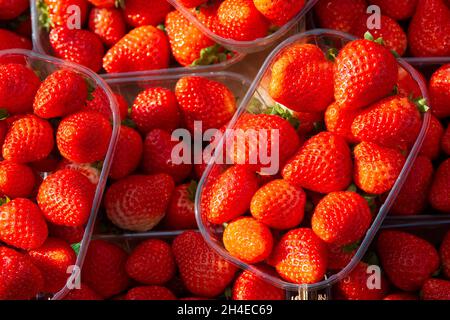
[0,0,32,52]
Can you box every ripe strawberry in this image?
[109,125,142,180]
[314,0,367,33]
[163,182,197,230]
[369,0,418,20]
[440,230,450,279]
[250,179,306,230]
[48,224,84,244]
[270,228,327,284]
[57,159,100,185]
[204,165,259,224]
[123,0,171,27]
[408,0,450,57]
[41,0,88,27]
[428,159,450,213]
[125,239,176,285]
[334,39,398,110]
[0,0,28,20]
[232,270,285,300]
[103,25,170,73]
[2,115,54,163]
[215,0,269,41]
[0,246,44,300]
[178,0,207,7]
[82,240,130,298]
[0,198,48,250]
[0,161,35,198]
[0,63,40,114]
[87,0,114,7]
[57,111,112,164]
[397,66,424,100]
[377,230,439,291]
[325,102,358,143]
[422,278,450,300]
[131,87,180,134]
[125,286,176,300]
[384,292,418,300]
[0,28,32,52]
[37,169,96,226]
[429,64,450,119]
[33,69,88,119]
[353,142,405,195]
[295,111,323,136]
[419,115,444,159]
[253,0,305,26]
[389,156,433,216]
[172,231,237,297]
[326,243,357,271]
[85,88,129,121]
[312,191,372,246]
[63,283,102,300]
[282,132,353,194]
[28,237,77,293]
[442,125,450,156]
[88,7,126,47]
[175,76,236,133]
[49,27,104,73]
[268,43,334,113]
[105,174,174,231]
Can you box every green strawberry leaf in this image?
[265,104,300,129]
[413,97,430,113]
[0,196,11,206]
[346,184,358,193]
[156,24,166,33]
[326,48,339,62]
[37,0,51,31]
[71,242,81,255]
[121,118,137,129]
[187,180,198,203]
[191,44,229,66]
[363,194,378,214]
[362,251,380,266]
[0,109,9,120]
[342,242,360,253]
[84,78,96,101]
[246,97,264,114]
[364,31,385,46]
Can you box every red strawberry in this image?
[0,63,40,114]
[57,159,101,185]
[268,43,334,113]
[48,224,84,244]
[369,0,418,20]
[443,125,450,156]
[377,230,439,291]
[105,174,174,231]
[325,102,358,143]
[130,87,180,134]
[28,237,77,293]
[0,246,44,300]
[295,111,323,136]
[163,181,197,230]
[82,239,130,298]
[326,243,357,271]
[250,179,306,230]
[384,292,418,300]
[56,111,112,164]
[429,64,450,119]
[408,0,450,57]
[422,278,450,300]
[175,76,236,133]
[125,239,176,285]
[123,0,171,27]
[0,0,28,20]
[88,7,126,47]
[312,191,372,246]
[87,0,115,7]
[440,230,450,279]
[0,161,35,198]
[103,25,170,73]
[271,228,327,284]
[125,286,176,300]
[178,0,207,7]
[49,27,104,73]
[353,142,406,195]
[37,169,96,227]
[41,0,88,27]
[282,132,353,194]
[0,28,32,52]
[419,115,444,159]
[253,0,305,26]
[428,158,450,213]
[33,69,88,119]
[63,283,102,300]
[334,39,398,110]
[397,66,424,99]
[172,231,237,297]
[314,0,367,33]
[0,198,48,250]
[232,270,285,300]
[2,115,54,163]
[85,88,129,121]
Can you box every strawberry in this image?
[254,0,305,26]
[33,69,88,119]
[88,7,126,47]
[63,283,102,300]
[232,270,285,300]
[131,87,180,134]
[334,39,398,110]
[282,132,353,194]
[250,179,306,230]
[125,239,176,285]
[2,115,54,163]
[369,0,418,20]
[268,43,334,113]
[204,165,259,224]
[389,156,433,216]
[125,286,176,300]
[419,115,444,159]
[48,224,84,244]
[422,278,450,300]
[384,292,418,300]
[105,174,174,231]
[123,0,171,27]
[223,216,274,264]
[103,25,170,73]
[442,125,450,156]
[0,246,44,300]
[353,142,405,195]
[87,0,115,7]
[314,0,367,33]
[214,0,269,41]
[408,0,450,57]
[57,159,100,185]
[270,228,327,284]
[0,198,48,250]
[0,63,40,114]
[0,161,35,198]
[82,239,130,298]
[429,64,450,119]
[175,76,236,133]
[325,102,358,143]
[172,231,237,297]
[85,88,129,121]
[312,191,372,246]
[28,237,77,293]
[351,95,422,149]
[397,66,424,100]
[163,181,197,230]
[428,158,450,213]
[56,111,112,164]
[326,243,357,271]
[109,125,143,180]
[295,111,323,136]
[37,169,96,227]
[440,230,450,279]
[0,0,29,20]
[49,27,104,73]
[0,28,32,52]
[178,0,207,7]
[377,230,439,291]
[41,0,88,28]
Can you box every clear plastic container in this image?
[166,0,318,53]
[195,29,432,299]
[0,49,121,300]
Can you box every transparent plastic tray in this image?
[195,29,431,298]
[0,49,120,300]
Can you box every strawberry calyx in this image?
[92,160,103,171]
[363,194,378,214]
[362,250,380,266]
[413,97,430,113]
[0,196,11,206]
[342,242,359,254]
[364,31,385,46]
[156,24,166,33]
[326,48,338,62]
[191,44,231,66]
[187,180,198,203]
[71,242,81,255]
[121,118,137,128]
[0,108,9,120]
[264,104,300,129]
[84,78,96,102]
[37,0,52,31]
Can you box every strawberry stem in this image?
[0,109,9,120]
